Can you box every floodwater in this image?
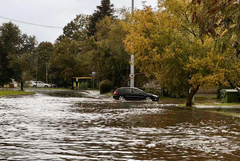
[1,90,240,160]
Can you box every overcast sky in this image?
[0,0,158,44]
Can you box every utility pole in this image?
[46,63,48,83]
[36,57,38,87]
[130,0,135,87]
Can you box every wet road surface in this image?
[1,90,240,160]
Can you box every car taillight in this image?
[114,92,118,95]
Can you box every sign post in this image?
[130,0,135,87]
[92,72,96,91]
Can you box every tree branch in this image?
[181,10,190,23]
[181,25,197,37]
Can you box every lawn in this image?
[0,90,35,97]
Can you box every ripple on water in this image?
[1,93,240,160]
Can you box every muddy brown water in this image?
[0,90,240,160]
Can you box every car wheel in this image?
[119,96,125,101]
[33,85,36,88]
[145,97,152,102]
[44,85,48,88]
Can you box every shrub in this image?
[85,82,90,89]
[99,80,113,94]
[79,82,87,90]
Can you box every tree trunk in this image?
[21,82,24,91]
[186,85,200,107]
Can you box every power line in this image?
[0,15,63,29]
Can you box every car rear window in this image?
[114,89,120,92]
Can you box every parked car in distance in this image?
[29,80,51,88]
[113,87,159,101]
[50,83,57,88]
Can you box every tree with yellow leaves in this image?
[123,0,240,107]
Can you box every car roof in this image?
[119,87,141,90]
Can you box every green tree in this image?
[57,14,89,42]
[123,1,240,107]
[49,37,82,87]
[52,14,92,87]
[87,0,114,37]
[90,16,130,87]
[0,22,22,87]
[35,42,54,83]
[8,34,38,90]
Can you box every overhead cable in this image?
[0,15,63,29]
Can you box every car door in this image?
[37,81,44,88]
[123,88,132,100]
[132,88,145,100]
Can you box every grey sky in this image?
[0,0,158,44]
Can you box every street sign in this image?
[129,73,135,79]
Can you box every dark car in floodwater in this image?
[113,87,159,101]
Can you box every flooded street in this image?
[1,90,240,160]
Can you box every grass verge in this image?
[0,90,35,97]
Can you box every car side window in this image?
[133,89,142,94]
[124,88,131,94]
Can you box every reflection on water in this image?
[1,92,240,160]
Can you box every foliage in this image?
[8,34,38,90]
[52,14,92,87]
[90,16,130,87]
[189,0,240,61]
[99,79,113,94]
[0,22,38,90]
[123,1,240,106]
[49,37,81,86]
[51,6,141,89]
[190,0,240,36]
[79,82,86,90]
[35,42,54,83]
[0,22,22,86]
[57,14,89,42]
[78,81,91,90]
[87,0,115,37]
